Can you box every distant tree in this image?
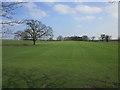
[47,33,54,41]
[105,35,112,42]
[1,26,13,38]
[82,35,89,41]
[91,36,95,41]
[101,34,106,41]
[14,31,22,40]
[63,37,69,41]
[14,31,29,40]
[24,20,53,45]
[48,38,53,41]
[57,35,64,41]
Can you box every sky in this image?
[3,1,118,39]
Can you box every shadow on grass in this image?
[89,78,119,87]
[2,44,34,47]
[3,68,67,88]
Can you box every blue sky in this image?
[5,2,118,39]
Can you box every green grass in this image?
[2,40,118,88]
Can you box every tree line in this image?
[0,2,118,45]
[57,34,112,42]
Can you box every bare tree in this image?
[14,31,30,40]
[105,35,112,42]
[1,26,13,38]
[24,20,53,45]
[91,36,95,41]
[57,35,64,41]
[101,34,106,41]
[0,2,25,38]
[82,35,89,41]
[0,2,25,25]
[0,2,24,19]
[14,31,23,40]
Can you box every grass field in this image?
[2,40,118,88]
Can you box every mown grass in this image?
[2,40,118,88]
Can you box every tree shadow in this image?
[2,44,34,47]
[2,68,68,88]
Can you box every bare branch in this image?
[0,20,26,25]
[1,2,24,8]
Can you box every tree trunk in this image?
[33,40,36,45]
[106,39,108,42]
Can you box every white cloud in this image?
[105,3,118,18]
[53,4,102,21]
[74,16,95,21]
[53,4,75,14]
[75,5,102,14]
[25,3,48,19]
[53,3,117,21]
[53,4,102,15]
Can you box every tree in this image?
[0,2,25,25]
[1,25,13,38]
[105,35,112,42]
[14,31,23,40]
[0,2,24,19]
[41,32,54,40]
[48,37,53,41]
[91,36,95,41]
[82,35,89,41]
[48,34,54,41]
[57,35,63,41]
[101,34,106,41]
[0,2,25,38]
[24,20,53,45]
[14,31,29,40]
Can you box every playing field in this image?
[2,40,118,88]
